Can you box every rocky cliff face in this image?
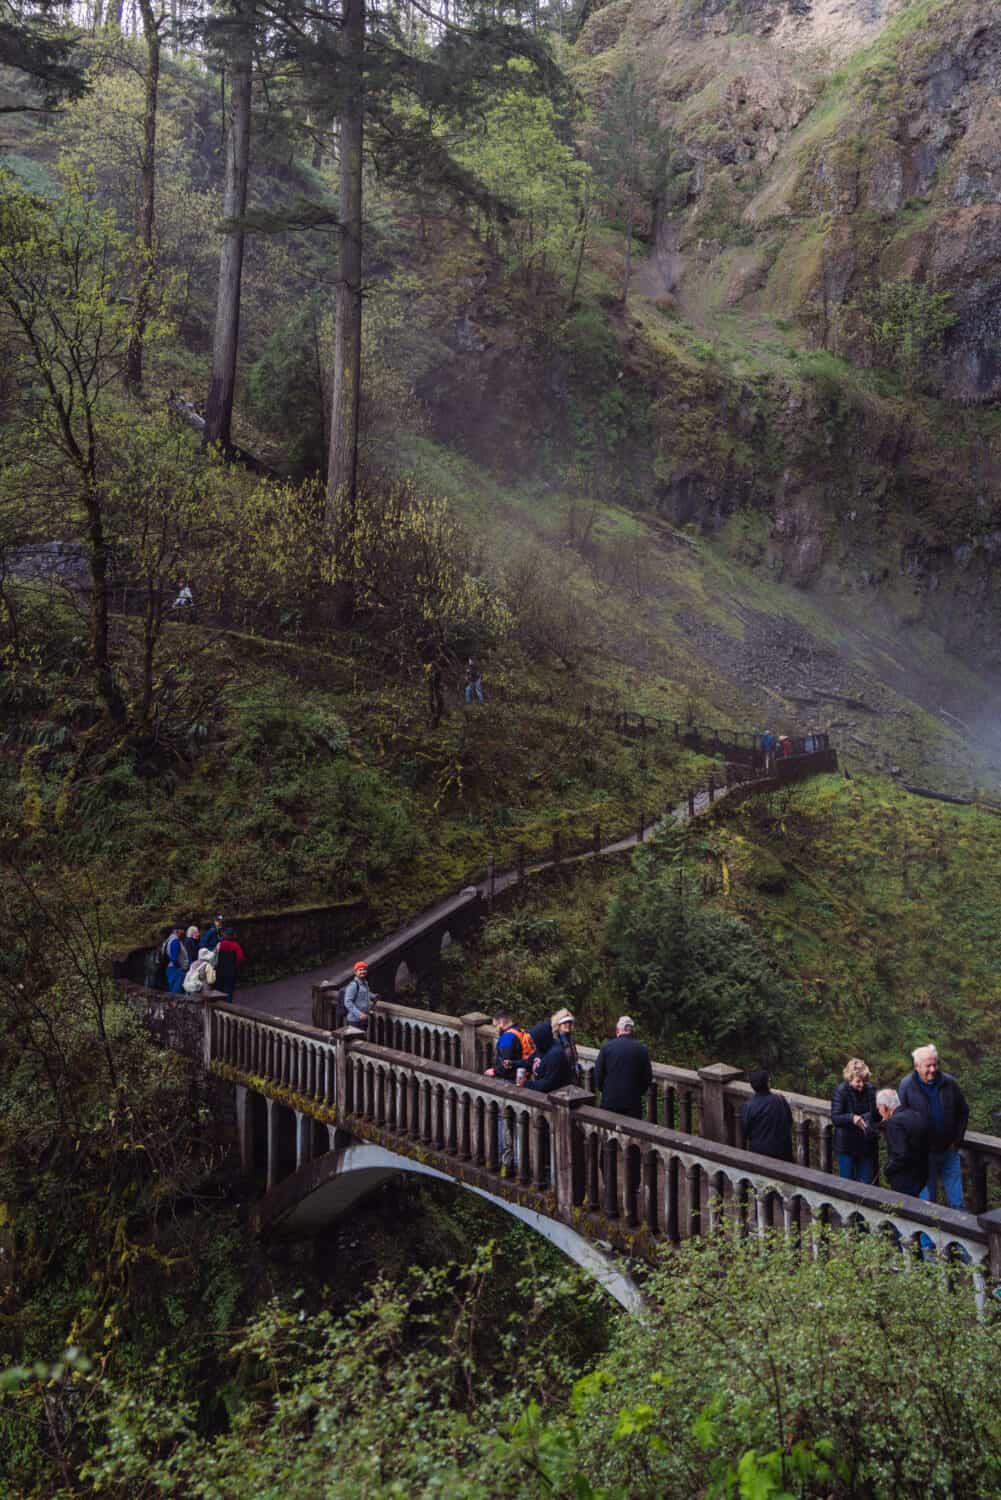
[555,0,1001,673]
[580,0,1001,401]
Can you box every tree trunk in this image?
[126,0,160,393]
[82,486,126,723]
[325,0,364,552]
[622,201,633,304]
[567,191,589,311]
[204,0,253,451]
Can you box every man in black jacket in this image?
[897,1043,969,1210]
[740,1071,793,1162]
[593,1017,653,1119]
[876,1088,929,1197]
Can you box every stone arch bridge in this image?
[204,1000,1001,1312]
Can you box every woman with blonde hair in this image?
[831,1057,878,1183]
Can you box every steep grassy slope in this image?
[397,435,1001,794]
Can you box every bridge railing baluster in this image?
[518,1108,532,1186]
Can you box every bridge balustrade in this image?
[369,1004,464,1069]
[344,1043,556,1190]
[211,1006,338,1109]
[206,1009,1001,1305]
[313,1002,1001,1219]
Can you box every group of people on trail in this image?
[484,1008,653,1175]
[758,731,822,771]
[152,914,244,1002]
[741,1043,969,1208]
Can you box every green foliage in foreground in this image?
[29,1235,1000,1499]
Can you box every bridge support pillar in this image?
[460,1012,491,1074]
[980,1209,1001,1285]
[698,1063,745,1145]
[551,1086,594,1217]
[295,1111,311,1170]
[266,1100,279,1191]
[235,1085,252,1176]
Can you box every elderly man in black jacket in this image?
[740,1070,793,1161]
[593,1017,653,1119]
[897,1043,969,1210]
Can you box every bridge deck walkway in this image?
[239,784,720,1023]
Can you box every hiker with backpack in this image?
[183,948,218,995]
[341,961,376,1029]
[164,926,189,993]
[485,1006,535,1084]
[485,1005,536,1176]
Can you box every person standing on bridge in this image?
[897,1043,969,1210]
[200,913,225,954]
[876,1088,929,1198]
[593,1017,653,1120]
[343,961,375,1029]
[486,1007,535,1176]
[164,926,189,994]
[740,1071,793,1161]
[485,1007,535,1084]
[524,1009,578,1092]
[831,1057,878,1184]
[215,927,244,1004]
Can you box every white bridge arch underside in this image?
[269,1142,644,1312]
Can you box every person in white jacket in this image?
[183,948,217,994]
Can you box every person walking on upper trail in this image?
[897,1043,969,1210]
[214,927,244,1003]
[343,961,376,1029]
[593,1017,653,1120]
[876,1088,929,1198]
[165,926,189,994]
[183,924,201,963]
[464,657,485,706]
[760,730,777,773]
[831,1057,878,1184]
[740,1070,793,1162]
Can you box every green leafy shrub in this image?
[605,844,801,1065]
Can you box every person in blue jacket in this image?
[165,926,188,993]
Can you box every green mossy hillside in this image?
[0,609,708,951]
[445,773,1001,1126]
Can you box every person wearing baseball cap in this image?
[593,1015,653,1119]
[343,960,375,1028]
[523,1007,579,1092]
